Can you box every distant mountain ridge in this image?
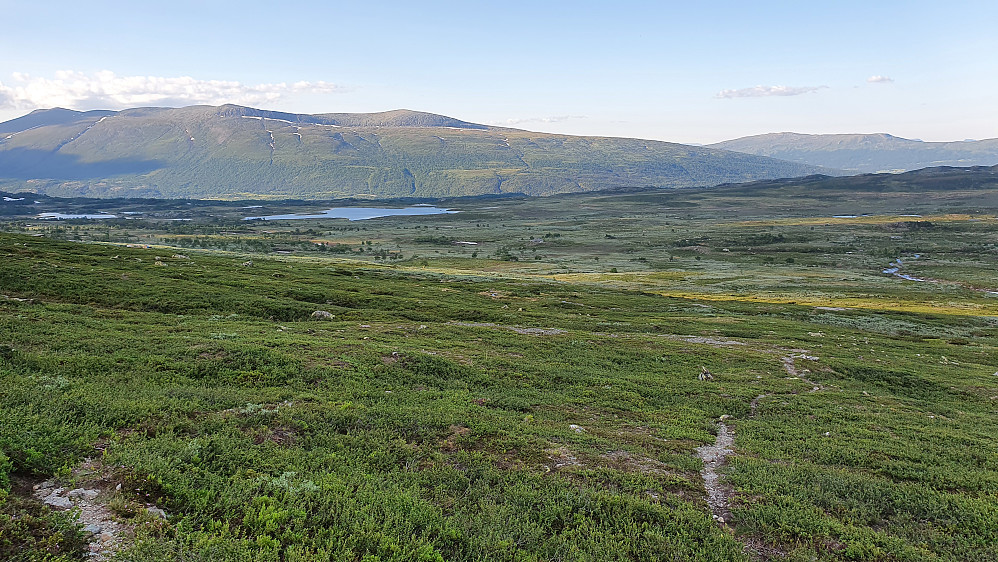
[0,107,116,136]
[709,132,998,173]
[0,104,827,199]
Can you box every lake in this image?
[38,212,118,219]
[243,206,458,221]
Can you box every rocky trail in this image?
[694,419,736,525]
[691,345,826,532]
[30,458,168,560]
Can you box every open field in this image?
[1,178,997,561]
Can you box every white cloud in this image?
[0,70,342,111]
[495,115,587,126]
[867,75,894,83]
[715,85,827,99]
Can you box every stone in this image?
[146,506,168,520]
[67,488,99,499]
[44,495,73,509]
[83,524,103,534]
[311,310,334,320]
[568,424,585,433]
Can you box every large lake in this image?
[244,206,457,221]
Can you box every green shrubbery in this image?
[1,182,997,561]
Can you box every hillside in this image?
[0,105,827,199]
[710,132,998,173]
[2,175,998,561]
[719,163,998,193]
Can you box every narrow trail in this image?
[694,420,736,524]
[34,479,129,560]
[29,458,168,560]
[781,352,823,391]
[690,343,825,531]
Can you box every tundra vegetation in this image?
[1,174,996,561]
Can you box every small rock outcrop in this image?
[311,310,334,320]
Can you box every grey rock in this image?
[67,488,99,499]
[311,310,334,320]
[146,506,168,520]
[83,523,102,534]
[44,495,73,509]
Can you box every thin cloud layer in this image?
[716,85,827,99]
[0,71,342,111]
[867,75,894,83]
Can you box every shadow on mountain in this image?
[0,148,163,180]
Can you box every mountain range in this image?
[709,132,998,173]
[0,105,824,199]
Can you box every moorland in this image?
[1,168,997,561]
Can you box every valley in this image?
[1,169,996,561]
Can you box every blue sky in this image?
[1,0,996,143]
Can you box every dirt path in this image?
[30,458,167,560]
[781,352,823,391]
[34,480,130,559]
[694,420,736,524]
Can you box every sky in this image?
[1,0,996,144]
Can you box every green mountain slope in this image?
[0,105,827,199]
[709,132,998,173]
[0,107,116,136]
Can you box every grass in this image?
[0,178,997,560]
